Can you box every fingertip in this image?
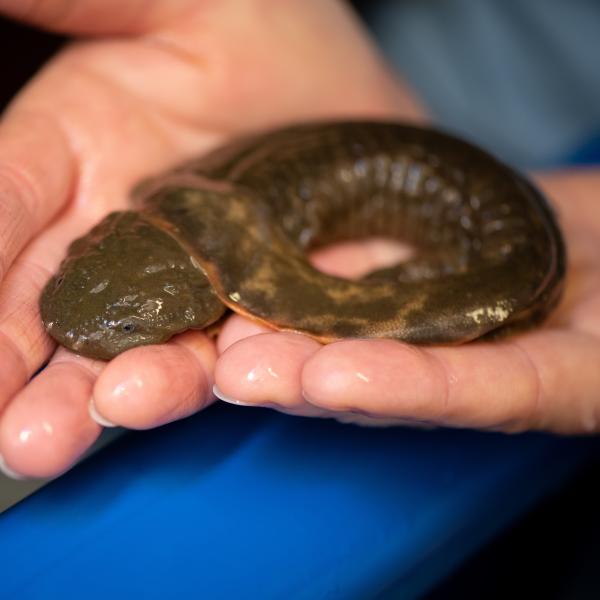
[216,314,272,353]
[215,332,321,409]
[212,384,253,406]
[88,397,117,428]
[0,361,102,479]
[0,452,27,480]
[93,331,217,429]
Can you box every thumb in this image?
[0,0,196,35]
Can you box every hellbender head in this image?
[40,211,225,360]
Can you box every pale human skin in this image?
[0,0,599,480]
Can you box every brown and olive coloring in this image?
[40,121,566,360]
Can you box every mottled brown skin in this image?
[40,121,566,360]
[41,211,225,359]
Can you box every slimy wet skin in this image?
[40,121,566,360]
[41,211,225,360]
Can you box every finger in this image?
[213,328,436,423]
[0,210,103,411]
[214,328,434,424]
[91,330,216,429]
[0,0,197,35]
[216,313,272,353]
[0,349,103,479]
[0,111,74,284]
[214,329,329,418]
[300,330,600,434]
[215,316,333,417]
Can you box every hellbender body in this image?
[40,121,566,360]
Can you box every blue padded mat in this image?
[0,402,595,599]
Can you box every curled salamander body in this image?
[40,121,566,360]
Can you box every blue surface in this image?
[0,403,595,599]
[568,133,600,165]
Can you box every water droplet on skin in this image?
[18,429,32,443]
[244,365,280,384]
[354,371,370,383]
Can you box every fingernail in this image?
[301,390,328,409]
[0,453,26,480]
[88,398,117,428]
[212,385,254,406]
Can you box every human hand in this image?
[0,0,422,478]
[214,170,600,434]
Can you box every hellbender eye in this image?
[121,322,136,333]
